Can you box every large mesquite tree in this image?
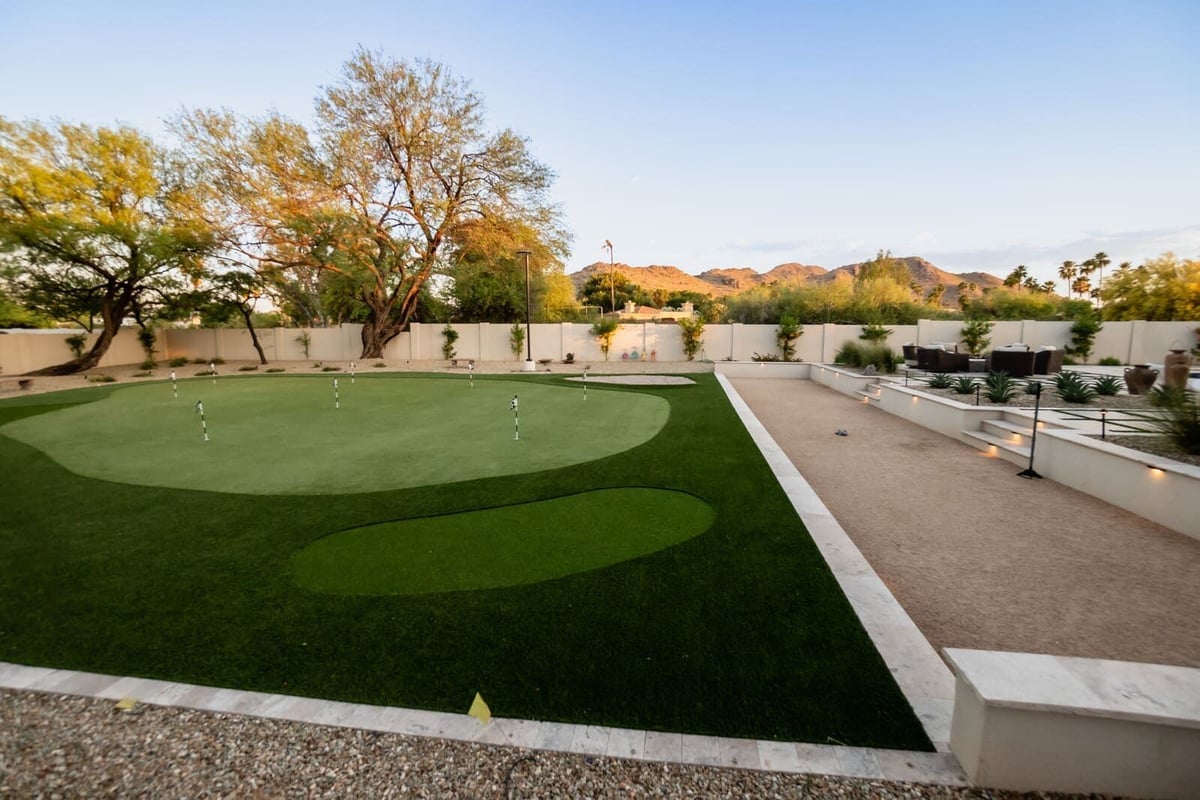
[0,119,212,373]
[177,49,557,358]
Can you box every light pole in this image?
[603,239,615,314]
[517,249,535,371]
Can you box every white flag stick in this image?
[333,377,340,409]
[194,399,209,442]
[171,370,178,399]
[510,394,519,440]
[210,362,217,385]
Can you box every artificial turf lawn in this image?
[293,488,715,595]
[1,376,669,494]
[0,373,932,750]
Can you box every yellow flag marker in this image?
[468,692,491,726]
[115,697,137,711]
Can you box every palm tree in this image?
[1058,260,1077,299]
[1072,276,1091,298]
[1091,251,1110,307]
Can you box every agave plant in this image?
[951,375,978,395]
[1092,375,1122,396]
[984,371,1017,403]
[1053,371,1097,404]
[1024,379,1043,395]
[927,373,953,389]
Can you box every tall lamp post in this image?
[517,249,535,371]
[603,239,615,314]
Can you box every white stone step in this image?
[961,428,1031,465]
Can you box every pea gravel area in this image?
[0,690,1100,799]
[731,378,1200,668]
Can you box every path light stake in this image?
[510,394,519,440]
[1017,381,1043,479]
[170,370,178,399]
[333,378,339,409]
[1100,408,1107,441]
[195,400,209,442]
[975,384,981,406]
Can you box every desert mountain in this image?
[568,257,1002,306]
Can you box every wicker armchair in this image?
[988,349,1037,377]
[1034,348,1064,374]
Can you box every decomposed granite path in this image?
[731,377,1200,669]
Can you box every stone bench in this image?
[944,648,1200,799]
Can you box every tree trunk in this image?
[239,304,268,364]
[357,298,410,359]
[27,296,128,375]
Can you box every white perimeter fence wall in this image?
[3,320,1197,374]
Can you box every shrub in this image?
[959,319,992,356]
[590,317,618,360]
[777,316,803,361]
[238,365,259,372]
[191,358,208,364]
[1067,312,1102,363]
[211,357,226,365]
[1146,391,1200,455]
[563,353,575,364]
[984,371,1017,403]
[169,357,189,367]
[510,323,526,360]
[1148,386,1189,408]
[834,340,865,367]
[137,328,157,366]
[140,359,156,370]
[859,323,892,343]
[373,362,386,368]
[1024,379,1043,395]
[131,371,153,378]
[927,373,953,389]
[1099,356,1121,366]
[65,333,88,359]
[441,324,459,360]
[752,353,784,362]
[265,367,286,373]
[87,374,116,383]
[677,316,706,361]
[1093,375,1121,396]
[321,366,340,372]
[951,375,978,395]
[1053,371,1097,404]
[295,331,312,358]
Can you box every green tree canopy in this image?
[175,49,559,359]
[1098,254,1200,321]
[0,118,213,373]
[580,272,649,313]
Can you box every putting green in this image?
[293,488,715,595]
[0,376,669,494]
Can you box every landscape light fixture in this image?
[517,249,534,371]
[1017,381,1044,479]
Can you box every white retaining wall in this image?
[2,319,1196,373]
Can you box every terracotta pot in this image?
[1124,364,1158,395]
[1163,349,1193,390]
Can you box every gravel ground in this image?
[732,378,1200,668]
[0,690,1099,799]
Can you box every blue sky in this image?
[2,0,1197,286]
